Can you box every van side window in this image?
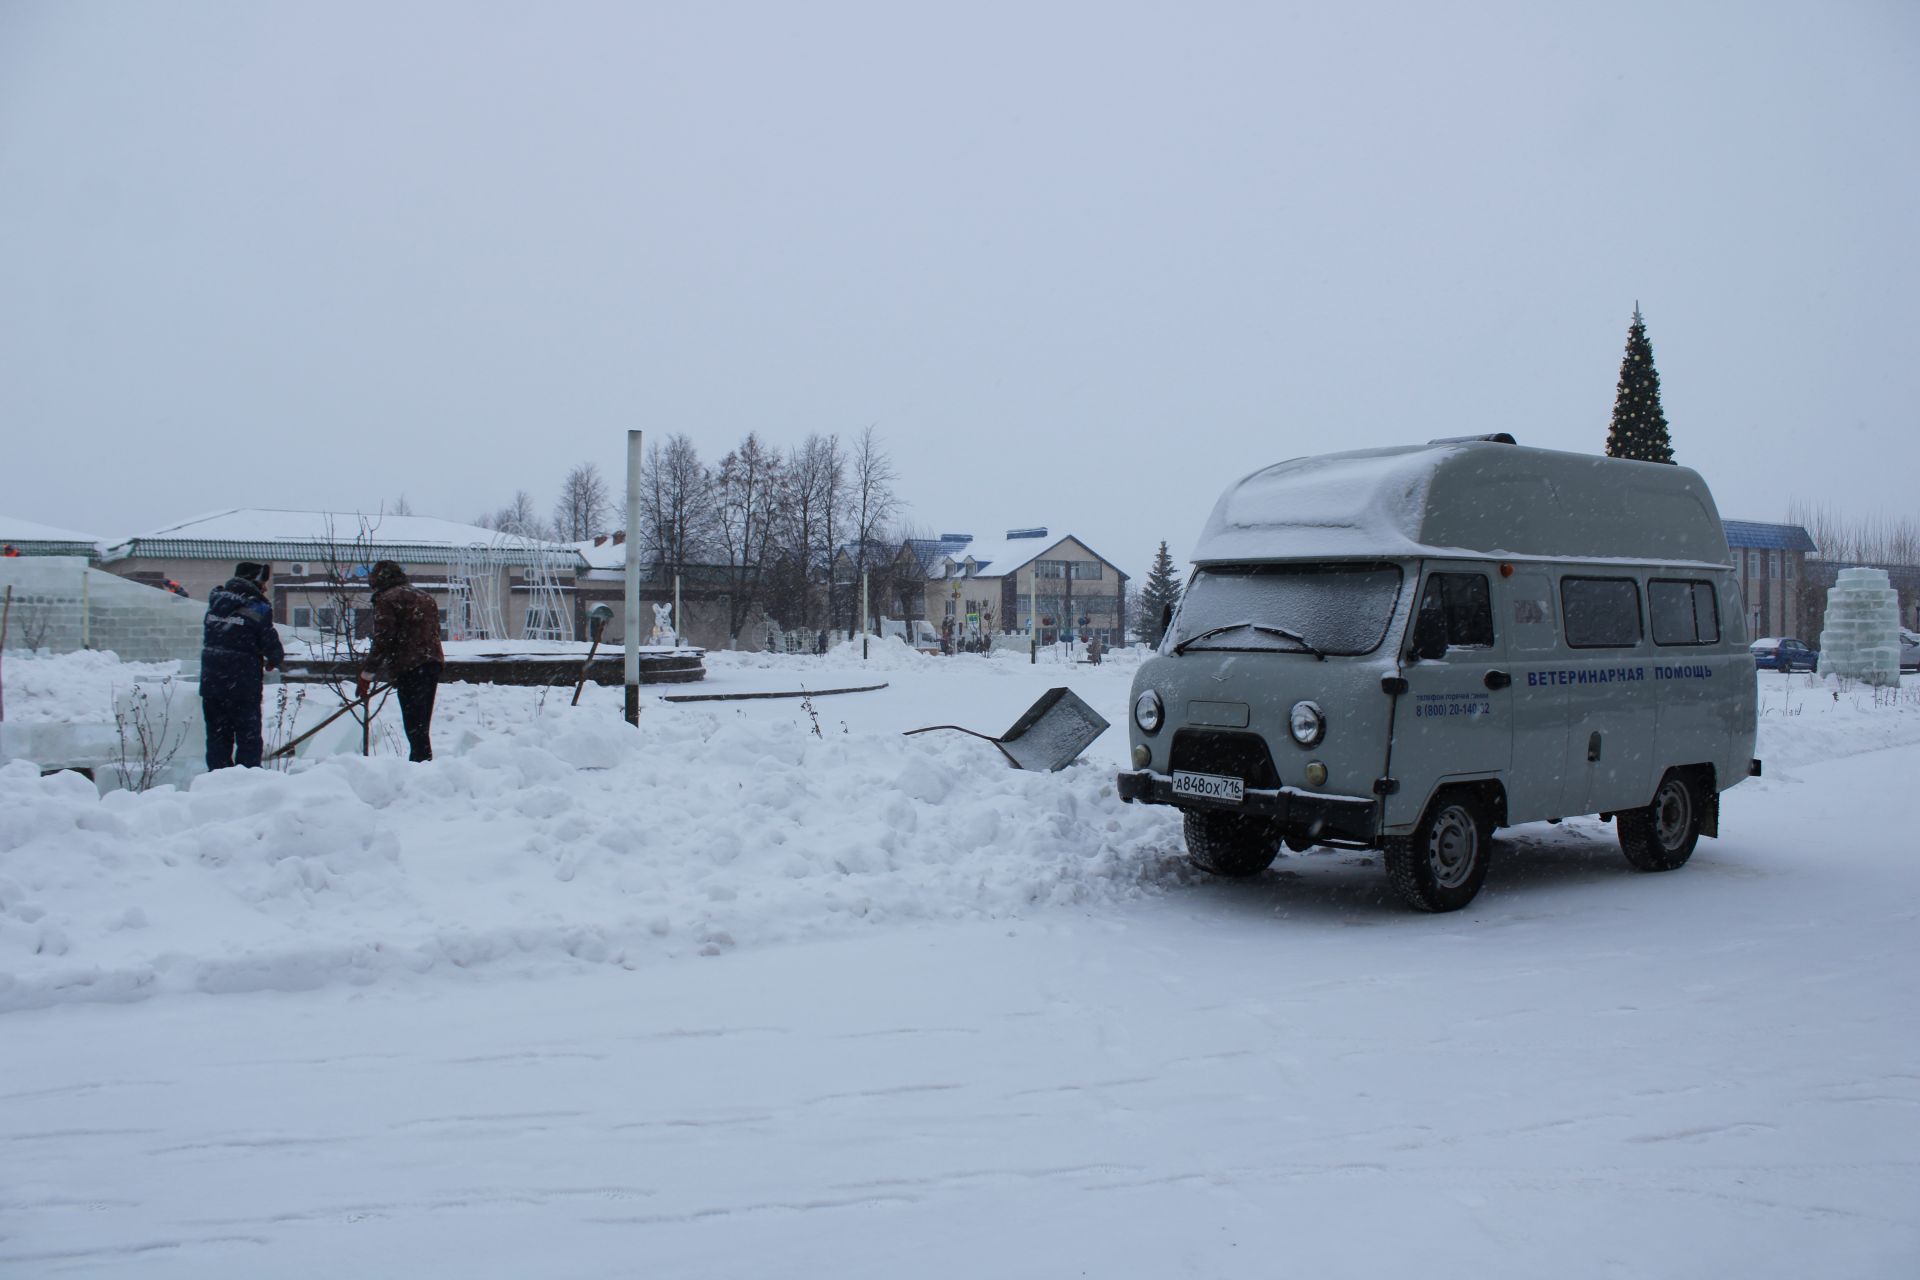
[1648,579,1720,646]
[1506,573,1557,654]
[1561,577,1642,648]
[1417,573,1494,648]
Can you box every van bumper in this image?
[1117,770,1379,843]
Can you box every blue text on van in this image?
[1526,665,1714,687]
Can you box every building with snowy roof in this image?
[854,527,1130,646]
[1723,519,1817,639]
[103,509,578,568]
[101,509,585,642]
[1,515,102,560]
[1726,518,1920,642]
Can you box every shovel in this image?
[266,682,387,761]
[572,605,615,706]
[903,686,1110,772]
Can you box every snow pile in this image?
[820,633,937,669]
[6,649,1910,1015]
[707,637,1144,678]
[0,675,1184,1012]
[685,635,933,674]
[1756,669,1920,769]
[434,638,699,658]
[0,649,183,724]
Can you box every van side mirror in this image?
[1410,608,1448,662]
[1160,602,1174,633]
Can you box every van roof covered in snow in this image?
[1191,440,1732,567]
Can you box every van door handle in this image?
[1483,670,1511,690]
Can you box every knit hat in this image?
[235,561,272,584]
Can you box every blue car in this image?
[1751,636,1818,672]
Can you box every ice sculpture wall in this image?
[1817,566,1901,687]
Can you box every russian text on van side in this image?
[1526,664,1715,686]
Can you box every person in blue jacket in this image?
[200,561,285,770]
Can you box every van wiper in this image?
[1173,621,1324,658]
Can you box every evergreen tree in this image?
[1136,541,1184,646]
[1605,305,1675,464]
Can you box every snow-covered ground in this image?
[2,650,1916,1275]
[0,641,1180,1009]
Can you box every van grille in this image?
[1169,730,1281,788]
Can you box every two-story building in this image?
[917,528,1129,647]
[1723,520,1817,639]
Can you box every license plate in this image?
[1172,770,1245,804]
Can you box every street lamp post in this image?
[623,429,642,725]
[1029,563,1038,665]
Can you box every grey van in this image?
[1118,437,1759,912]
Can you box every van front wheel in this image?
[1383,793,1492,912]
[1618,770,1702,872]
[1183,810,1280,878]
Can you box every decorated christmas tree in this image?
[1605,305,1675,464]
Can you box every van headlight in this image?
[1133,689,1164,734]
[1289,700,1325,747]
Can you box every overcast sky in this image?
[3,1,1915,578]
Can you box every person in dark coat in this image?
[365,560,444,762]
[200,562,285,770]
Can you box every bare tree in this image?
[845,425,900,634]
[882,520,929,628]
[638,434,715,583]
[712,433,784,646]
[765,433,842,630]
[11,595,54,652]
[263,682,311,772]
[477,490,545,538]
[113,676,188,793]
[1788,500,1920,567]
[390,494,415,517]
[504,490,543,536]
[553,462,611,542]
[817,433,849,634]
[309,514,397,756]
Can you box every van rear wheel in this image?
[1383,792,1492,912]
[1183,810,1280,878]
[1618,770,1702,872]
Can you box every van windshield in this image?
[1168,563,1403,656]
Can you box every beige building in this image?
[913,529,1129,647]
[1723,520,1816,640]
[102,509,583,643]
